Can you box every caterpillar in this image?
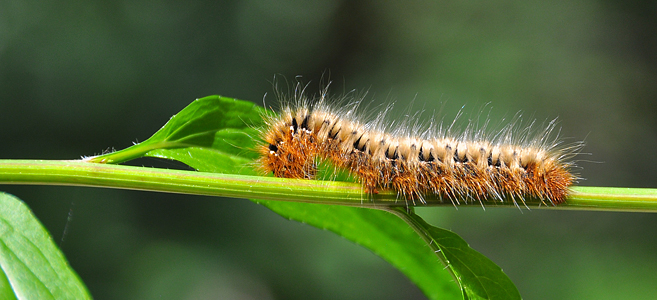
[256,87,580,206]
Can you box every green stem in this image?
[561,186,657,211]
[0,159,656,211]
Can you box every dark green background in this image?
[1,1,656,299]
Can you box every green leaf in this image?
[87,95,520,299]
[87,95,264,165]
[0,192,91,300]
[390,208,521,300]
[255,201,462,299]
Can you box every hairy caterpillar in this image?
[256,87,580,206]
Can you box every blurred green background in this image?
[1,1,656,299]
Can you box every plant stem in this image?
[0,159,656,211]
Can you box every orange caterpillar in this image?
[257,92,579,206]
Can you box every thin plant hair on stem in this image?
[255,81,582,207]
